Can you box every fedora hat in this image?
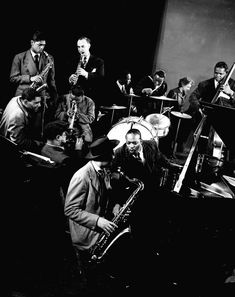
[85,135,120,160]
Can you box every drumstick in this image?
[161,106,174,115]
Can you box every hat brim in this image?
[85,139,120,160]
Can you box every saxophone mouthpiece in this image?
[43,50,49,57]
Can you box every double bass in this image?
[173,62,235,196]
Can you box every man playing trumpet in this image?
[55,86,95,154]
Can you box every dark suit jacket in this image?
[134,75,167,97]
[111,139,171,195]
[188,77,235,114]
[9,49,57,100]
[68,54,105,104]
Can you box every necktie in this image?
[132,152,143,163]
[34,54,39,70]
[98,169,111,190]
[82,56,87,68]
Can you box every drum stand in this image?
[171,111,192,156]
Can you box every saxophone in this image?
[89,171,144,264]
[30,51,53,90]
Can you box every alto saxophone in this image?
[89,171,144,264]
[30,51,53,90]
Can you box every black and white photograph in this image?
[2,1,235,296]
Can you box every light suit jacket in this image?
[64,161,109,251]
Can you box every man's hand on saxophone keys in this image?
[30,75,43,84]
[97,217,118,235]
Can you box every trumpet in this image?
[67,100,79,128]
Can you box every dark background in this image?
[2,1,166,107]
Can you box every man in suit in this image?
[133,69,168,116]
[64,135,120,292]
[0,87,44,153]
[9,30,58,129]
[68,36,105,121]
[187,61,235,155]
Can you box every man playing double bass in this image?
[187,61,235,157]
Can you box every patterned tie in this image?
[98,169,111,190]
[34,54,39,70]
[82,56,87,68]
[132,152,142,162]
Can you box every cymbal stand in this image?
[110,109,115,126]
[128,95,133,117]
[172,117,181,156]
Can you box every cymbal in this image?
[171,111,192,119]
[149,95,177,101]
[100,104,127,110]
[124,93,141,98]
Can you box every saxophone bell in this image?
[89,172,144,264]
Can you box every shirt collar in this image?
[31,50,40,59]
[91,160,101,172]
[214,79,219,88]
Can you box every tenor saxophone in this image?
[30,51,53,90]
[89,171,144,264]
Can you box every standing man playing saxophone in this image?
[9,30,58,127]
[67,36,105,122]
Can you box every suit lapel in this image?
[25,50,38,74]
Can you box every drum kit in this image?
[100,104,127,126]
[103,93,192,153]
[125,93,177,116]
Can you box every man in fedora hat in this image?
[64,135,120,292]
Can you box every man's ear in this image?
[55,134,61,141]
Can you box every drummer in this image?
[165,77,194,156]
[133,69,168,116]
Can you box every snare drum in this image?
[107,116,157,149]
[145,113,171,138]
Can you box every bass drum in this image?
[107,116,157,149]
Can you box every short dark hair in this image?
[214,61,228,72]
[43,120,69,140]
[71,86,84,97]
[32,30,47,42]
[154,69,166,78]
[126,128,142,139]
[21,88,38,101]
